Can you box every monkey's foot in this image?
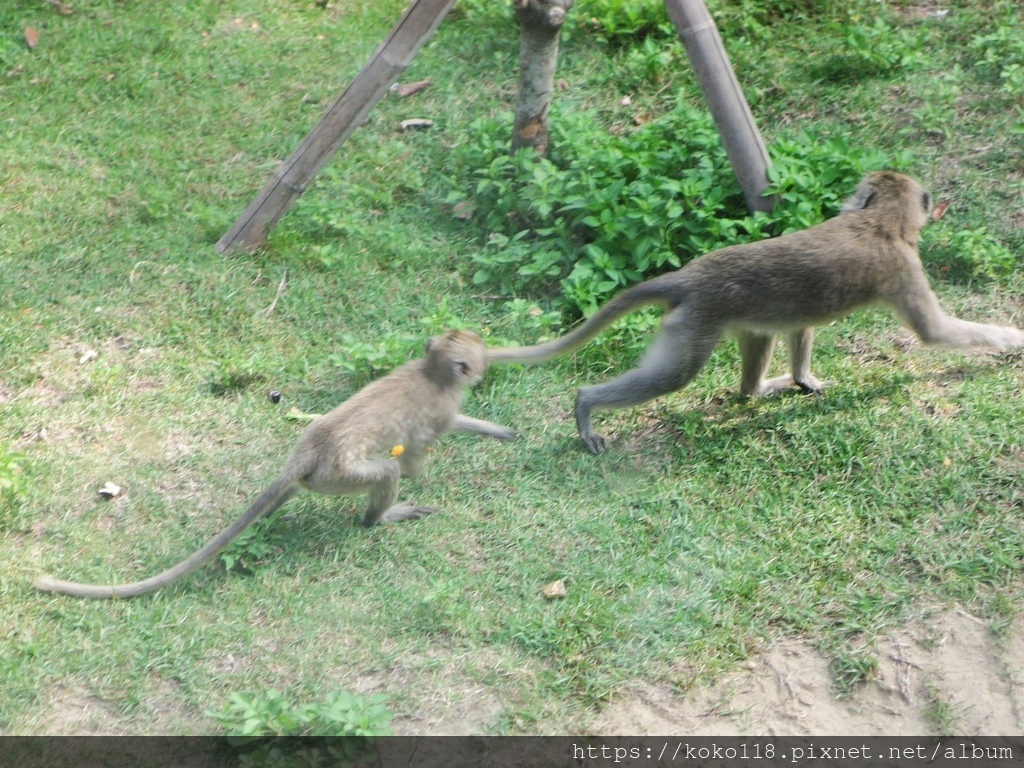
[575,395,608,455]
[794,375,829,394]
[758,374,829,396]
[580,431,608,455]
[376,502,437,524]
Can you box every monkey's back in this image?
[293,359,465,468]
[681,212,920,330]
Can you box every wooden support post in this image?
[664,0,775,214]
[216,0,459,253]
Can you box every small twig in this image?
[764,657,799,700]
[263,270,288,316]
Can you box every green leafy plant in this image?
[576,0,672,44]
[924,224,1018,280]
[210,689,392,768]
[219,508,287,572]
[972,19,1024,96]
[0,445,28,526]
[210,688,392,737]
[449,101,906,319]
[806,13,928,83]
[329,333,419,382]
[707,0,845,36]
[207,360,265,397]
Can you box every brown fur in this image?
[488,172,1024,454]
[35,330,514,599]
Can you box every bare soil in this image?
[591,608,1024,736]
[34,607,1023,735]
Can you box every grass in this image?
[2,0,1023,735]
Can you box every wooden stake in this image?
[216,0,459,253]
[664,0,775,214]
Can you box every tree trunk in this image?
[512,0,574,155]
[664,0,775,213]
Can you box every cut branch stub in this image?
[512,0,574,155]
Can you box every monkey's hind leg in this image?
[738,331,777,395]
[356,458,436,526]
[744,328,827,396]
[575,313,722,454]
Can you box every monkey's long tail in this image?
[486,274,681,364]
[33,478,298,599]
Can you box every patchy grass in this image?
[1,0,1022,735]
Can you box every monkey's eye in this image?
[455,360,470,376]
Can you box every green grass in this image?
[2,0,1023,735]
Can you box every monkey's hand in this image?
[491,425,517,441]
[452,414,516,441]
[373,501,437,525]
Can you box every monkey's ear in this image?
[425,337,436,353]
[841,183,876,212]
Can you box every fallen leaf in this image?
[542,579,567,599]
[394,78,432,98]
[25,27,39,49]
[78,349,99,365]
[453,199,476,220]
[98,482,122,499]
[932,199,952,221]
[398,118,434,131]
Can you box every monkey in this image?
[34,330,515,599]
[487,171,1024,455]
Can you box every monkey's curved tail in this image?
[34,478,298,599]
[487,273,682,364]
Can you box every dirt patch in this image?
[21,609,1023,735]
[592,608,1024,735]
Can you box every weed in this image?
[923,682,960,737]
[207,361,266,397]
[211,689,391,767]
[451,102,903,318]
[328,333,418,383]
[971,18,1024,96]
[210,688,392,737]
[576,0,672,45]
[219,508,288,573]
[829,648,878,697]
[0,445,28,528]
